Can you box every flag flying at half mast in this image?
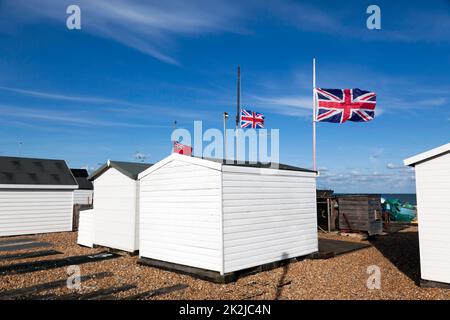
[173,141,192,156]
[240,109,265,128]
[315,88,376,123]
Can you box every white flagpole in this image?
[312,58,317,171]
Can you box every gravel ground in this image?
[0,227,448,300]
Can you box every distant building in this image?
[404,142,450,287]
[0,156,78,236]
[70,168,93,206]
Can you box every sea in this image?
[381,193,417,205]
[336,193,417,205]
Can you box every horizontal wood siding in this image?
[73,190,93,205]
[0,189,73,236]
[77,209,94,247]
[415,152,450,284]
[222,167,318,273]
[139,159,222,272]
[93,168,138,252]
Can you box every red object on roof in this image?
[173,141,192,156]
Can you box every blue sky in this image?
[0,0,449,193]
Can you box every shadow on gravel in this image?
[275,252,289,300]
[369,231,421,284]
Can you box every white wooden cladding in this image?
[0,189,73,236]
[139,159,222,271]
[139,154,318,274]
[73,189,93,205]
[414,152,450,284]
[221,165,318,273]
[92,167,139,252]
[77,209,94,247]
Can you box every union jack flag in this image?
[315,88,376,123]
[240,109,265,128]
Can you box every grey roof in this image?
[89,160,153,181]
[70,169,94,190]
[0,156,78,187]
[195,157,316,173]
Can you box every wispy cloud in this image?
[386,162,413,171]
[249,94,312,117]
[0,85,211,120]
[369,148,384,162]
[0,104,171,128]
[268,1,450,43]
[2,0,448,67]
[2,0,249,65]
[0,86,120,104]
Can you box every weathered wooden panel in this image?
[336,195,382,235]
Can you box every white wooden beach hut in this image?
[404,142,450,287]
[0,156,78,237]
[77,160,151,252]
[70,169,93,206]
[137,153,318,282]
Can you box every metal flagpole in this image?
[223,112,229,159]
[236,66,240,129]
[236,65,241,161]
[172,120,177,149]
[312,58,317,171]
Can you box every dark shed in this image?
[334,194,383,236]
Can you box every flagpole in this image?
[223,112,229,159]
[312,58,317,171]
[236,65,241,161]
[172,120,177,152]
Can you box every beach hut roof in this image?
[70,168,94,190]
[0,156,77,188]
[194,156,316,173]
[139,153,316,180]
[89,160,152,181]
[403,142,450,167]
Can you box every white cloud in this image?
[317,167,416,193]
[0,86,120,104]
[0,85,210,120]
[2,0,248,65]
[369,148,384,162]
[0,104,172,128]
[249,94,312,117]
[386,163,413,171]
[2,0,449,67]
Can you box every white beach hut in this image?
[77,160,152,252]
[404,142,450,287]
[0,156,78,236]
[137,153,318,282]
[70,169,93,206]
